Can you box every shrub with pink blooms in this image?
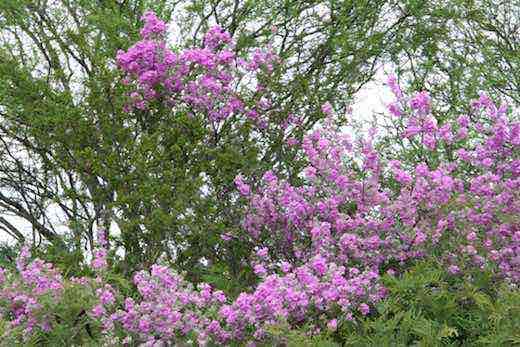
[236,78,519,286]
[0,246,99,345]
[0,10,519,347]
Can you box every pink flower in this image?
[234,175,251,196]
[91,304,106,318]
[387,74,403,98]
[359,303,370,316]
[414,231,427,245]
[409,91,431,114]
[253,264,267,276]
[448,265,460,274]
[388,102,402,117]
[327,319,338,331]
[321,102,333,115]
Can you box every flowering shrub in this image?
[0,246,97,345]
[239,99,519,286]
[106,10,305,274]
[0,245,63,337]
[0,84,517,345]
[0,11,518,347]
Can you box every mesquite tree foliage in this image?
[0,0,411,279]
[381,0,520,142]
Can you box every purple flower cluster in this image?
[116,11,279,126]
[0,246,64,339]
[239,86,520,296]
[86,261,383,345]
[92,228,108,271]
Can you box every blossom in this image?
[327,319,338,331]
[321,102,333,115]
[387,74,403,99]
[140,11,167,39]
[359,303,370,315]
[388,102,402,117]
[1,12,519,346]
[234,175,251,196]
[409,91,431,114]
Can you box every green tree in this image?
[0,0,411,284]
